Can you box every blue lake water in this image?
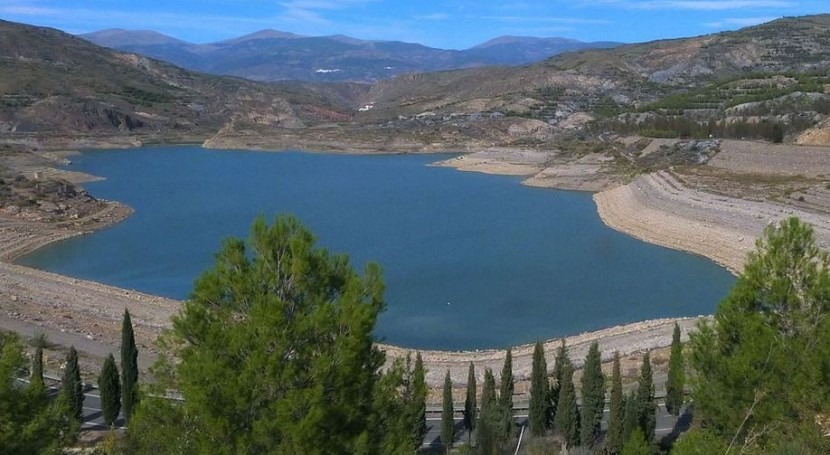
[18,146,735,350]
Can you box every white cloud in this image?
[277,0,379,25]
[0,1,59,16]
[415,13,450,21]
[583,0,796,10]
[704,16,778,27]
[481,15,611,25]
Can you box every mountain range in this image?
[4,15,830,152]
[79,29,620,82]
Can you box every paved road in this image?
[16,377,123,430]
[21,377,690,448]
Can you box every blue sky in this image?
[1,1,828,49]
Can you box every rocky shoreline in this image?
[11,138,828,387]
[0,144,719,389]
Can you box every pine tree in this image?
[665,323,685,416]
[580,341,605,447]
[121,309,139,423]
[441,370,454,453]
[553,362,580,448]
[98,353,121,427]
[498,348,514,440]
[636,353,656,442]
[61,345,84,422]
[463,362,477,442]
[528,341,549,436]
[408,352,427,449]
[607,351,625,454]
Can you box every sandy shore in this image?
[9,142,802,389]
[432,149,619,191]
[0,167,703,388]
[594,170,830,274]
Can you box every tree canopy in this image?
[0,333,75,454]
[128,215,402,455]
[528,341,548,437]
[689,217,830,452]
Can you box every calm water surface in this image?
[19,146,735,350]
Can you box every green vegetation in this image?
[553,361,580,448]
[580,341,605,447]
[665,323,685,416]
[477,368,500,454]
[120,86,173,107]
[622,428,651,455]
[528,341,548,436]
[635,353,656,443]
[61,346,84,423]
[98,353,121,427]
[688,217,830,453]
[126,215,427,454]
[29,333,46,387]
[498,349,514,441]
[607,351,625,454]
[121,309,138,424]
[408,352,428,450]
[464,362,477,442]
[0,332,77,454]
[550,340,571,428]
[6,215,830,454]
[441,371,454,453]
[622,390,638,444]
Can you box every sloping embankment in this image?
[594,170,830,274]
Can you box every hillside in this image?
[0,20,364,147]
[346,15,830,145]
[6,16,830,153]
[79,29,620,82]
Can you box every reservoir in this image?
[18,146,735,350]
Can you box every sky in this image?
[1,0,828,49]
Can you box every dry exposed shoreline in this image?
[7,141,805,387]
[0,206,701,386]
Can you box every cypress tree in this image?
[581,341,605,447]
[409,352,427,449]
[477,368,499,455]
[61,345,84,422]
[121,309,139,423]
[622,391,638,443]
[29,333,47,388]
[665,323,685,416]
[498,348,514,440]
[463,362,477,442]
[550,340,570,426]
[441,370,454,453]
[607,351,625,453]
[98,353,121,427]
[553,362,580,448]
[528,341,548,436]
[636,352,656,442]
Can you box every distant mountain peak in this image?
[217,29,305,45]
[472,36,581,49]
[80,29,188,47]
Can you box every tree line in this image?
[0,308,140,454]
[3,214,829,454]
